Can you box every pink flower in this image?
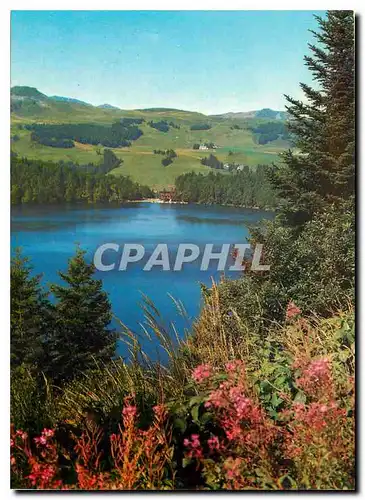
[207,435,220,451]
[42,429,54,438]
[296,357,333,399]
[286,301,301,320]
[122,404,137,420]
[192,364,212,383]
[306,358,330,379]
[184,434,203,459]
[225,360,245,374]
[15,430,28,440]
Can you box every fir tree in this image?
[11,248,50,368]
[270,10,355,226]
[47,247,116,383]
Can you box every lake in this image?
[11,203,274,358]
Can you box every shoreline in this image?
[126,199,274,211]
[126,198,188,204]
[12,199,275,212]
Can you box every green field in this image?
[11,87,288,190]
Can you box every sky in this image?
[11,10,325,114]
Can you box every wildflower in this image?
[296,357,333,399]
[286,301,301,320]
[43,429,54,438]
[122,404,137,420]
[205,387,226,409]
[153,403,167,420]
[207,435,220,452]
[15,430,28,440]
[184,434,203,459]
[225,359,245,374]
[34,436,47,446]
[224,457,243,481]
[192,363,212,384]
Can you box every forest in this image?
[250,121,290,144]
[27,121,144,148]
[190,123,211,130]
[175,167,277,208]
[11,11,355,491]
[11,156,153,204]
[147,120,170,132]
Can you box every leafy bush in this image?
[180,346,354,490]
[215,205,354,334]
[200,154,223,170]
[162,157,173,167]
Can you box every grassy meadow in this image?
[11,98,286,190]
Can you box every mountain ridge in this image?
[11,86,287,120]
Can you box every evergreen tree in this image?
[216,11,355,328]
[270,11,355,226]
[47,247,116,383]
[11,249,50,368]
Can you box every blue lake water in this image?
[11,203,274,358]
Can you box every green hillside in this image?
[11,86,289,190]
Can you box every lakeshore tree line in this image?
[175,166,277,208]
[11,11,355,491]
[11,155,153,204]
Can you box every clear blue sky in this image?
[11,10,325,114]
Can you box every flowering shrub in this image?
[11,311,355,491]
[182,352,355,490]
[286,301,301,321]
[11,398,174,490]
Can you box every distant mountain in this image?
[97,103,120,110]
[136,107,190,113]
[49,95,91,106]
[255,108,288,120]
[11,86,291,190]
[11,86,47,100]
[212,108,288,121]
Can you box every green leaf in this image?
[274,375,287,388]
[293,390,306,404]
[188,395,204,408]
[173,418,187,433]
[191,404,200,423]
[271,393,283,408]
[200,411,213,425]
